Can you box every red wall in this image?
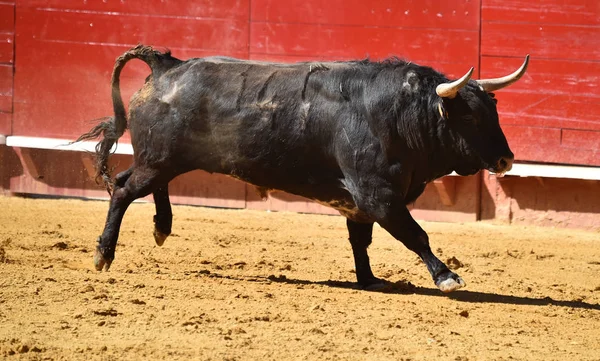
[1,1,599,229]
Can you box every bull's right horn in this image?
[476,55,530,92]
[436,67,474,99]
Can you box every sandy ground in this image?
[0,195,599,361]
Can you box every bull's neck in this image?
[395,105,456,183]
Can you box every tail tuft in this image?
[73,117,119,194]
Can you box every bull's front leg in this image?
[362,197,465,293]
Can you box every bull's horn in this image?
[477,55,530,92]
[436,67,474,99]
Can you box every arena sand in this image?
[0,195,599,360]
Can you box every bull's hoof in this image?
[358,277,388,291]
[93,248,113,272]
[435,271,466,293]
[153,228,169,247]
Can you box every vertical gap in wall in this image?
[477,0,483,77]
[475,171,482,221]
[245,0,251,209]
[10,1,16,136]
[476,0,483,221]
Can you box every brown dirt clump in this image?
[0,195,599,360]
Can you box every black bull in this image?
[77,45,529,293]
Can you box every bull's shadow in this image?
[194,270,600,311]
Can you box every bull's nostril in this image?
[498,158,508,169]
[497,156,514,172]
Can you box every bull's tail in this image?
[75,44,181,194]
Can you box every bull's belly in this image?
[227,171,371,222]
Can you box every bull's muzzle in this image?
[494,156,514,177]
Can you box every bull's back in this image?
[128,57,354,194]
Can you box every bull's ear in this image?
[437,102,448,119]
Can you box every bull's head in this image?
[435,56,529,176]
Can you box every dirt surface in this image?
[0,195,599,360]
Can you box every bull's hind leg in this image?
[152,185,172,246]
[346,219,386,290]
[95,167,168,271]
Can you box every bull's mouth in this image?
[488,167,508,178]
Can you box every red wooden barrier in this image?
[1,1,598,228]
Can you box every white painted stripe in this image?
[447,164,600,180]
[0,134,6,145]
[506,163,600,181]
[4,135,134,155]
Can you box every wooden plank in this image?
[245,184,339,215]
[13,100,111,138]
[0,3,14,33]
[502,124,560,162]
[503,125,560,149]
[0,94,11,112]
[503,125,600,166]
[496,94,600,132]
[0,35,14,63]
[499,113,600,133]
[501,176,600,230]
[432,177,456,206]
[18,0,250,20]
[250,22,478,65]
[15,147,40,179]
[481,22,600,60]
[6,149,247,208]
[0,64,11,94]
[482,0,599,26]
[80,153,96,179]
[251,0,480,29]
[561,129,600,151]
[410,176,479,223]
[0,111,11,134]
[18,7,249,52]
[249,53,480,80]
[168,171,247,209]
[7,151,134,199]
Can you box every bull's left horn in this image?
[436,67,474,99]
[477,55,530,92]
